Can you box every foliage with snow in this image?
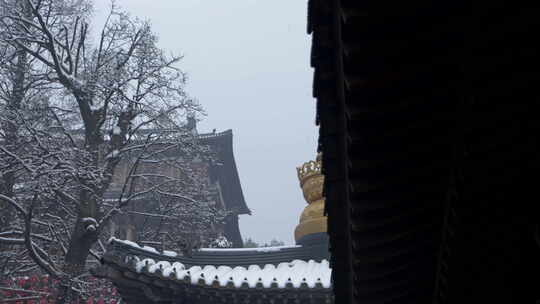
[208,236,233,248]
[0,0,224,302]
[243,238,286,248]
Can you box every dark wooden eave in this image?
[199,130,250,216]
[198,130,249,248]
[308,1,540,304]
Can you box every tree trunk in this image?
[55,97,105,303]
[0,15,28,232]
[56,219,99,303]
[56,188,99,303]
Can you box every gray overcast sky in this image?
[93,0,317,245]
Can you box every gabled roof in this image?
[108,255,331,290]
[93,238,333,304]
[103,129,250,215]
[198,130,250,215]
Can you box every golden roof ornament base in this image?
[295,153,327,242]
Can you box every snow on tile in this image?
[162,262,185,277]
[163,250,178,257]
[134,257,331,289]
[141,246,159,254]
[136,258,156,272]
[113,238,331,289]
[148,261,171,273]
[109,237,179,257]
[198,245,301,253]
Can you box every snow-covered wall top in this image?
[131,256,332,289]
[105,237,332,289]
[109,237,300,255]
[107,237,328,268]
[198,245,301,252]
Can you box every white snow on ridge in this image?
[109,238,162,254]
[109,237,142,249]
[141,246,159,254]
[198,245,301,253]
[163,250,178,257]
[111,238,332,289]
[134,258,331,289]
[109,237,301,257]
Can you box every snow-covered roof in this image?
[105,237,332,290]
[198,245,301,252]
[109,237,301,256]
[131,256,331,289]
[109,237,161,254]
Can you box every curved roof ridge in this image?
[197,129,233,139]
[107,237,329,268]
[198,244,301,253]
[105,254,332,290]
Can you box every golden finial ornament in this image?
[294,153,327,242]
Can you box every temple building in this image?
[93,155,334,303]
[106,127,250,248]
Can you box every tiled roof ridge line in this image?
[197,129,233,140]
[108,237,307,260]
[101,252,332,291]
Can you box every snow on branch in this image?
[1,0,214,301]
[0,194,64,279]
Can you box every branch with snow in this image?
[0,194,64,279]
[1,0,214,301]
